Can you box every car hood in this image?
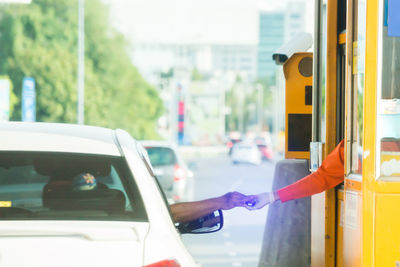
[0,221,149,267]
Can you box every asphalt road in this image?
[181,154,277,267]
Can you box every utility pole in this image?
[220,82,226,142]
[257,83,263,134]
[238,84,244,134]
[77,0,85,124]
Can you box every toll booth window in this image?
[349,0,366,176]
[376,0,400,179]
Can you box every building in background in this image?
[131,43,257,145]
[125,0,309,145]
[257,11,285,80]
[210,45,257,81]
[284,0,307,40]
[257,0,307,80]
[131,43,257,84]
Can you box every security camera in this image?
[272,32,313,65]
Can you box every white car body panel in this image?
[0,221,148,267]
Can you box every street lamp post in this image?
[77,0,85,124]
[257,84,263,134]
[238,85,244,134]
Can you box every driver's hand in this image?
[220,192,258,210]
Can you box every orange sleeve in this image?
[277,140,345,202]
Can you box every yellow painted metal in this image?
[0,201,12,207]
[324,188,336,266]
[283,52,312,159]
[324,0,339,265]
[375,194,400,266]
[374,181,400,193]
[338,33,347,45]
[361,0,378,265]
[311,0,400,265]
[326,0,339,159]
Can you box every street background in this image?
[180,148,278,267]
[0,1,304,265]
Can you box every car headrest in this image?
[42,188,126,213]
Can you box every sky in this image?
[103,0,293,45]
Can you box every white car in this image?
[140,140,194,203]
[230,141,263,165]
[0,122,222,267]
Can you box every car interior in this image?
[0,153,147,221]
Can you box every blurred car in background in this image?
[226,137,242,155]
[0,122,223,267]
[226,131,242,155]
[140,140,194,203]
[230,141,262,165]
[254,137,274,161]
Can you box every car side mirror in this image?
[177,209,223,234]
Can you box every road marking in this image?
[223,232,231,238]
[232,262,242,266]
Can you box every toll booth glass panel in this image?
[377,0,400,179]
[350,0,366,175]
[321,3,327,143]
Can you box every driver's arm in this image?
[170,192,256,223]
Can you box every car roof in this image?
[0,122,121,156]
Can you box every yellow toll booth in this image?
[283,52,313,160]
[263,0,400,266]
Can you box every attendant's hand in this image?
[244,192,276,210]
[219,191,257,210]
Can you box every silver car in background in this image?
[140,140,194,203]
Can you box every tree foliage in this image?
[0,0,163,139]
[225,75,272,133]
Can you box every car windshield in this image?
[0,152,147,222]
[145,147,177,167]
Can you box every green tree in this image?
[0,0,163,139]
[225,75,273,133]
